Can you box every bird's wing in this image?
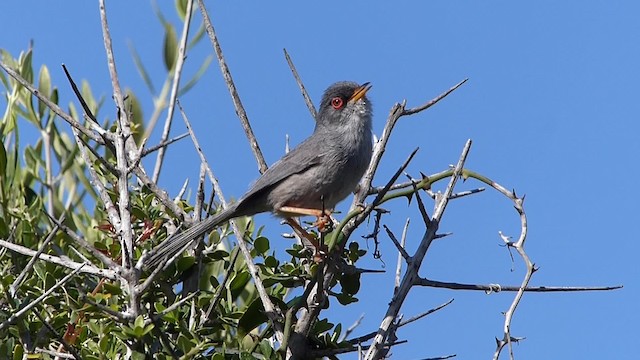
[239,137,324,204]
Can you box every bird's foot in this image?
[313,212,334,234]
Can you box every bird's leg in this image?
[278,206,334,233]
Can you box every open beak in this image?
[349,82,372,103]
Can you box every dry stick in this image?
[197,0,268,173]
[283,48,317,119]
[174,101,285,341]
[0,60,106,144]
[0,265,85,331]
[152,291,200,322]
[99,0,129,133]
[141,132,189,157]
[384,225,410,262]
[0,240,116,279]
[393,219,410,295]
[486,183,529,359]
[62,65,101,126]
[415,278,621,292]
[397,298,454,329]
[152,0,194,183]
[9,215,65,297]
[99,0,136,270]
[71,127,122,241]
[364,140,472,360]
[35,348,75,359]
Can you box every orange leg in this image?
[278,206,334,232]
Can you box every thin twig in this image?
[394,218,410,295]
[0,240,116,279]
[397,299,454,328]
[283,48,316,119]
[402,79,468,116]
[197,0,267,173]
[0,59,105,144]
[415,278,622,292]
[141,132,189,157]
[152,291,200,321]
[10,215,65,297]
[384,225,410,262]
[152,0,194,182]
[0,265,86,331]
[70,128,122,265]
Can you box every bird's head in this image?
[316,81,373,133]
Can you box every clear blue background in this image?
[1,1,636,359]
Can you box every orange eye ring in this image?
[331,97,344,109]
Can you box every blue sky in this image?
[1,1,637,359]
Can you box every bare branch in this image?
[384,225,410,262]
[197,0,267,173]
[141,132,189,157]
[394,218,410,294]
[0,240,116,279]
[0,59,105,144]
[152,0,195,182]
[402,78,468,116]
[416,278,623,292]
[283,48,317,119]
[364,140,472,360]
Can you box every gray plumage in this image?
[145,81,373,269]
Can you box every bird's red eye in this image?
[331,97,344,109]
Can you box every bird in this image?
[145,81,373,269]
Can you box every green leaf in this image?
[163,24,178,71]
[0,138,6,177]
[178,55,213,96]
[37,65,51,120]
[331,323,342,343]
[335,293,358,305]
[313,318,334,334]
[237,296,286,338]
[340,273,361,295]
[229,271,251,299]
[254,236,270,255]
[177,255,196,272]
[127,41,156,94]
[12,343,23,360]
[175,0,188,20]
[264,255,278,268]
[259,339,274,358]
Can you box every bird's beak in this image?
[349,82,372,103]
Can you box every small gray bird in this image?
[145,81,373,268]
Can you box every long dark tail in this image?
[144,204,238,269]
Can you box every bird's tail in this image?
[143,204,237,270]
